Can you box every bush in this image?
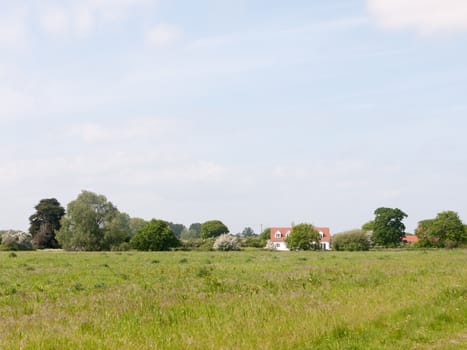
[265,240,277,250]
[241,236,265,248]
[213,234,241,251]
[0,231,33,251]
[332,230,370,251]
[130,219,180,251]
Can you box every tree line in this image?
[0,190,268,251]
[1,192,466,251]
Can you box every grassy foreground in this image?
[0,250,466,349]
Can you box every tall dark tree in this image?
[372,207,407,247]
[29,198,65,249]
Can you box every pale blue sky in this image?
[1,0,467,234]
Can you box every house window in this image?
[275,231,282,238]
[275,243,281,248]
[318,231,324,239]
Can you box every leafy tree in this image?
[56,190,131,251]
[332,229,370,251]
[129,217,147,237]
[168,222,186,238]
[180,223,201,239]
[200,220,229,239]
[416,211,465,247]
[361,220,375,231]
[241,227,256,237]
[372,207,407,247]
[259,227,271,242]
[189,223,201,236]
[130,219,180,251]
[29,198,65,249]
[286,223,320,250]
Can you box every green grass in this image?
[0,250,466,349]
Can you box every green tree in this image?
[416,211,465,247]
[56,190,131,251]
[361,220,375,231]
[241,227,256,237]
[29,198,65,249]
[259,227,271,243]
[286,223,320,250]
[372,207,407,247]
[129,217,147,237]
[168,222,186,238]
[130,219,180,251]
[180,223,201,239]
[332,229,370,251]
[200,220,229,239]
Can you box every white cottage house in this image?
[269,226,331,251]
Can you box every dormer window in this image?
[285,231,291,237]
[275,231,282,238]
[318,231,324,239]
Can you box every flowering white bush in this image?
[265,240,277,250]
[213,234,241,251]
[1,230,33,250]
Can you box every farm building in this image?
[269,226,331,251]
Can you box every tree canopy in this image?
[416,211,465,247]
[372,207,407,247]
[29,198,65,249]
[56,190,131,251]
[241,227,256,237]
[130,219,180,251]
[286,223,320,250]
[200,220,229,239]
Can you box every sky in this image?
[1,0,467,235]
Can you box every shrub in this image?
[1,231,33,251]
[241,236,265,248]
[213,234,241,251]
[332,229,370,251]
[130,219,180,251]
[265,240,276,250]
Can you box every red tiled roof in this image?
[402,235,419,243]
[270,226,331,242]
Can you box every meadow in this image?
[0,249,466,349]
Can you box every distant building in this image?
[402,235,419,244]
[269,226,331,251]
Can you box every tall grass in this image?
[0,250,466,349]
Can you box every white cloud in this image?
[145,24,182,47]
[368,0,467,35]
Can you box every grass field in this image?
[0,249,466,349]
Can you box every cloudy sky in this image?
[1,0,467,234]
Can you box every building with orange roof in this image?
[269,226,331,251]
